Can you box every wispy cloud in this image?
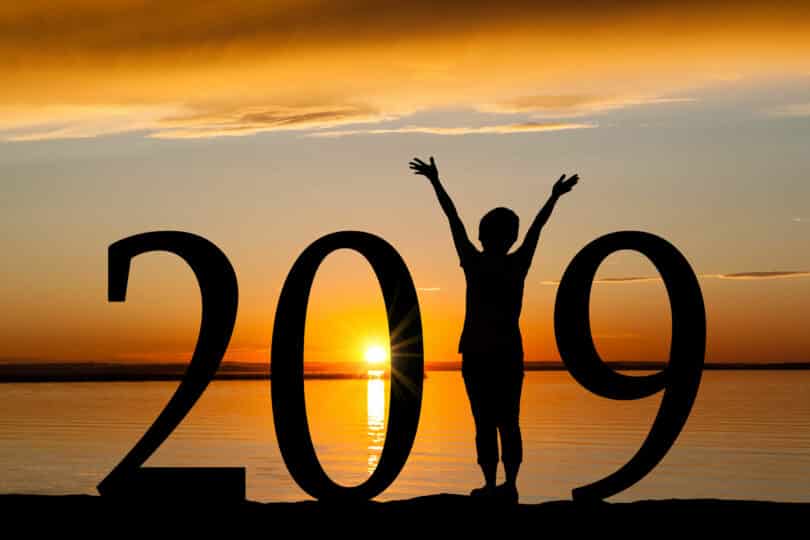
[705,271,810,280]
[541,276,661,285]
[593,276,663,283]
[767,103,810,117]
[307,122,596,138]
[793,217,807,223]
[0,105,173,142]
[417,287,442,292]
[0,104,398,141]
[0,103,596,142]
[478,96,695,118]
[150,105,397,139]
[542,271,810,285]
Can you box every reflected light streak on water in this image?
[367,374,386,473]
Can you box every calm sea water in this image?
[1,371,809,502]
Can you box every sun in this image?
[364,344,388,365]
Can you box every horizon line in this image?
[1,360,810,384]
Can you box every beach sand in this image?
[2,494,805,536]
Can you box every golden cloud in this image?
[1,1,809,140]
[307,122,596,138]
[478,96,696,118]
[150,104,395,139]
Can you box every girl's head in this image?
[479,207,519,255]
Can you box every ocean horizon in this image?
[1,360,809,383]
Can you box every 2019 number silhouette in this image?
[271,231,423,501]
[555,231,705,500]
[100,229,704,502]
[98,231,244,499]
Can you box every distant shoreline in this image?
[0,361,809,383]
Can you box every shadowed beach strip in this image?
[2,494,807,534]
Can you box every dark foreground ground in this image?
[1,494,807,536]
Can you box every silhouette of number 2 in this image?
[97,231,245,499]
[554,231,706,500]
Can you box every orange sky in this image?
[1,1,809,365]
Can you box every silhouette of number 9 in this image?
[271,231,424,501]
[98,231,244,499]
[554,231,706,501]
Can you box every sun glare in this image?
[364,344,388,365]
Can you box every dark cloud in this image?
[0,2,726,58]
[3,1,807,72]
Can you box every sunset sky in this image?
[2,1,809,366]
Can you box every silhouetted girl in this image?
[409,156,578,502]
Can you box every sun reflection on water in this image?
[367,372,386,473]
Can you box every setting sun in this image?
[364,344,388,365]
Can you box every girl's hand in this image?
[552,173,579,197]
[409,156,440,183]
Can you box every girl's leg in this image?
[480,462,497,488]
[464,370,498,492]
[497,371,524,497]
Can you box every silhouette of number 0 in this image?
[554,231,706,501]
[271,231,424,501]
[98,231,244,499]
